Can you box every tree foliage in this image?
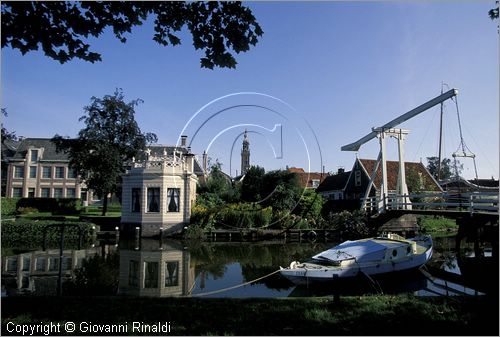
[326,210,370,239]
[240,166,302,212]
[53,89,157,215]
[293,189,324,220]
[1,108,17,142]
[196,164,239,207]
[240,165,265,202]
[426,156,463,181]
[1,1,263,69]
[261,170,301,212]
[406,167,440,193]
[490,1,499,20]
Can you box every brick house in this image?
[2,138,93,202]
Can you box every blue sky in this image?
[2,1,498,179]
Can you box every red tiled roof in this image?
[358,159,441,192]
[287,168,328,188]
[288,167,305,173]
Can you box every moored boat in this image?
[280,233,433,285]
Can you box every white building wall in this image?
[121,153,198,236]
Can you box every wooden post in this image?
[56,226,65,296]
[332,274,340,304]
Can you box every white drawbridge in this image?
[341,88,459,214]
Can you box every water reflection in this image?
[2,245,115,296]
[2,236,494,298]
[118,239,195,297]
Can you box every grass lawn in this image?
[13,207,121,219]
[1,295,498,335]
[419,215,458,234]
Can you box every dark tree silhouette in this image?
[53,89,157,215]
[1,1,263,69]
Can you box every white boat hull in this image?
[280,235,433,285]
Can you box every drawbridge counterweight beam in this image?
[341,88,458,152]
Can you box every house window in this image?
[67,168,77,179]
[129,260,139,286]
[12,187,22,197]
[48,257,59,272]
[131,188,141,212]
[144,261,159,288]
[35,257,46,272]
[22,256,31,271]
[54,188,63,198]
[28,188,35,198]
[165,261,179,287]
[6,257,17,272]
[14,166,24,178]
[42,166,51,178]
[355,170,362,187]
[41,188,50,198]
[167,188,180,212]
[66,188,76,198]
[55,167,65,179]
[311,179,320,188]
[30,149,38,162]
[147,188,160,213]
[29,166,37,178]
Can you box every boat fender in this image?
[307,230,317,242]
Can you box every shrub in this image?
[1,219,98,250]
[16,198,82,214]
[184,225,206,240]
[325,210,370,239]
[1,197,20,216]
[17,207,39,214]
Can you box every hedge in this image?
[191,203,273,229]
[1,197,82,215]
[1,219,98,250]
[1,197,20,216]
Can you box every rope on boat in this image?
[190,269,282,297]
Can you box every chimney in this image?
[338,167,345,174]
[181,135,188,148]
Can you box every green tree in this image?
[1,108,17,142]
[489,1,499,20]
[426,156,463,181]
[261,170,301,212]
[197,164,239,207]
[406,167,440,193]
[1,1,263,69]
[240,165,265,202]
[53,89,157,215]
[326,210,370,239]
[293,189,324,221]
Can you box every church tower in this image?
[241,129,250,175]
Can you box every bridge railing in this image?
[363,191,499,215]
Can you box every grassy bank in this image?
[2,295,498,335]
[419,215,458,235]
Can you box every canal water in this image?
[1,235,495,298]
